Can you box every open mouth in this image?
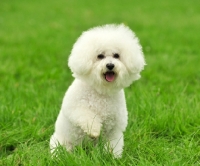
[104,71,115,82]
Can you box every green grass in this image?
[0,0,200,165]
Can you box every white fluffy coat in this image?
[50,24,145,158]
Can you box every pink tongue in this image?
[105,72,115,82]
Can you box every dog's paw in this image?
[89,130,100,139]
[85,122,101,139]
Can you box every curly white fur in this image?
[50,24,145,158]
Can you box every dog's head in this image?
[68,24,146,94]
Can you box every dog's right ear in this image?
[68,35,94,78]
[68,53,93,77]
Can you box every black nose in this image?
[106,63,115,70]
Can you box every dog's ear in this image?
[127,48,145,74]
[68,38,93,77]
[122,39,146,81]
[68,54,93,77]
[115,24,146,81]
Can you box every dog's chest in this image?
[86,92,120,127]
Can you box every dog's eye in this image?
[97,54,105,60]
[113,53,120,59]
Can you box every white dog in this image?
[50,24,145,158]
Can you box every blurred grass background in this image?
[0,0,200,165]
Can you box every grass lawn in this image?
[0,0,200,165]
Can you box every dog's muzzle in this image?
[104,63,115,82]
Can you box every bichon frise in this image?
[50,24,145,158]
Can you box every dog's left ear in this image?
[129,49,145,73]
[123,42,146,81]
[117,24,146,81]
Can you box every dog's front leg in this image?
[67,109,102,139]
[105,130,124,158]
